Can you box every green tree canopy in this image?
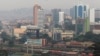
[88,42,100,56]
[74,31,100,42]
[1,32,10,42]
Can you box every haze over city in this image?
[0,0,100,56]
[0,0,99,10]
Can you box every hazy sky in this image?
[0,0,99,10]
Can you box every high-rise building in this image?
[95,10,100,22]
[70,4,89,19]
[83,8,95,33]
[70,4,90,35]
[38,10,45,29]
[52,9,61,26]
[33,4,41,26]
[89,8,95,23]
[33,4,45,29]
[84,16,90,33]
[59,12,64,25]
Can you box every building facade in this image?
[38,10,45,29]
[95,10,100,22]
[70,4,90,34]
[33,4,41,26]
[70,4,89,19]
[89,8,95,23]
[33,4,45,29]
[59,12,64,25]
[52,9,61,27]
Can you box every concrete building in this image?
[91,23,100,34]
[33,4,45,29]
[52,9,61,26]
[61,31,74,40]
[38,10,45,29]
[89,8,95,23]
[33,4,41,26]
[46,28,74,41]
[26,25,41,38]
[53,32,61,41]
[84,14,90,33]
[84,8,95,33]
[76,19,84,34]
[95,10,100,22]
[14,28,26,39]
[45,14,52,26]
[59,12,64,25]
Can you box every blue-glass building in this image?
[70,4,89,35]
[52,9,61,27]
[70,4,89,19]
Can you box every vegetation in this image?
[41,33,52,42]
[8,39,15,47]
[74,31,100,42]
[75,32,100,56]
[19,35,27,44]
[0,31,16,47]
[1,32,11,42]
[88,42,100,56]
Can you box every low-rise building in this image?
[61,30,74,40]
[14,28,26,39]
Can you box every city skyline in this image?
[0,0,99,10]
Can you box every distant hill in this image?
[0,8,33,20]
[0,8,70,21]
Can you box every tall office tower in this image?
[84,15,90,33]
[59,12,64,25]
[33,4,45,29]
[70,7,75,19]
[38,10,45,29]
[89,8,95,23]
[95,10,100,22]
[70,4,89,19]
[52,9,61,27]
[33,4,41,26]
[84,8,95,33]
[70,4,89,35]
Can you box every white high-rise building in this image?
[59,12,64,25]
[89,8,95,23]
[38,10,45,29]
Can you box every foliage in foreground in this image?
[74,32,100,42]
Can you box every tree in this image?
[8,39,14,47]
[8,36,16,47]
[74,31,100,42]
[41,33,52,42]
[1,32,10,42]
[63,37,72,42]
[74,34,85,42]
[19,35,27,44]
[88,42,100,56]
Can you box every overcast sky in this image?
[0,0,99,10]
